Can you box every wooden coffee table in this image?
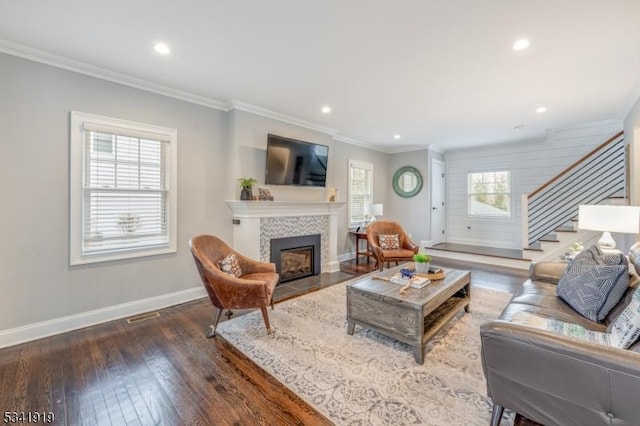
[346,265,471,364]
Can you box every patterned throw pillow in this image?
[379,234,400,250]
[557,253,629,322]
[610,287,640,348]
[218,253,242,278]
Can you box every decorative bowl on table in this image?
[400,268,415,279]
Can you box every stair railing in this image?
[522,131,626,248]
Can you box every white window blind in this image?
[83,131,169,252]
[70,111,177,265]
[467,170,511,217]
[349,160,373,225]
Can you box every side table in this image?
[349,230,376,265]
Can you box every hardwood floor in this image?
[0,259,530,425]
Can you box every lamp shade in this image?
[578,205,640,234]
[371,203,383,217]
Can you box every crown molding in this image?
[0,39,228,110]
[332,134,375,149]
[0,39,398,153]
[428,144,445,154]
[227,100,338,136]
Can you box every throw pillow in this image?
[379,234,400,250]
[557,258,629,322]
[218,253,242,278]
[575,244,626,266]
[609,287,640,349]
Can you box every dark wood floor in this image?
[0,259,531,425]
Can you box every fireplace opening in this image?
[270,234,321,283]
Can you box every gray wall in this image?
[0,52,393,336]
[331,142,389,257]
[0,53,229,331]
[228,109,335,201]
[387,149,429,243]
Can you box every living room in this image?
[2,1,640,425]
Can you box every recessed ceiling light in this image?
[154,42,171,55]
[321,106,331,114]
[394,134,401,140]
[536,107,547,113]
[512,39,530,51]
[514,124,525,130]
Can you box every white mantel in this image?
[226,201,345,273]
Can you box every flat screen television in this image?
[265,134,329,187]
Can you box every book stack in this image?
[389,273,430,289]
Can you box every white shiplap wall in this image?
[444,121,623,249]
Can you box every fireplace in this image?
[270,234,321,283]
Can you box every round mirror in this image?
[393,166,423,198]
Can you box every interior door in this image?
[430,159,445,245]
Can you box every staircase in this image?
[425,131,628,270]
[522,131,628,262]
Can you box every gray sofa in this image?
[481,245,640,426]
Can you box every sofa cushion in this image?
[609,287,640,349]
[379,234,400,250]
[218,253,242,277]
[605,280,639,326]
[557,257,629,322]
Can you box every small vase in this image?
[415,262,430,274]
[240,188,253,201]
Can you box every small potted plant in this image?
[413,252,432,274]
[238,177,257,200]
[568,241,584,259]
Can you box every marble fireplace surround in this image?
[225,201,345,273]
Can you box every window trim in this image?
[69,111,178,265]
[466,169,512,219]
[348,159,373,227]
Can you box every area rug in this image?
[216,277,514,425]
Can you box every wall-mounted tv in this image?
[265,134,329,187]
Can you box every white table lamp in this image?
[578,205,640,250]
[370,203,383,222]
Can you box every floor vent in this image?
[126,311,160,324]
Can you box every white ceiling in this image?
[2,0,640,151]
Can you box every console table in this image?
[349,230,375,265]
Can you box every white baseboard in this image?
[324,260,341,273]
[337,252,357,262]
[0,286,207,349]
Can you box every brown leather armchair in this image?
[189,235,279,337]
[366,220,418,271]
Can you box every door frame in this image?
[429,158,446,246]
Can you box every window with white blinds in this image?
[348,160,373,226]
[70,112,177,265]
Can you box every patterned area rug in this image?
[216,277,514,425]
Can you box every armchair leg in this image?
[490,404,504,426]
[206,308,224,338]
[259,304,273,335]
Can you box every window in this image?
[348,160,373,226]
[467,170,511,217]
[70,111,177,265]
